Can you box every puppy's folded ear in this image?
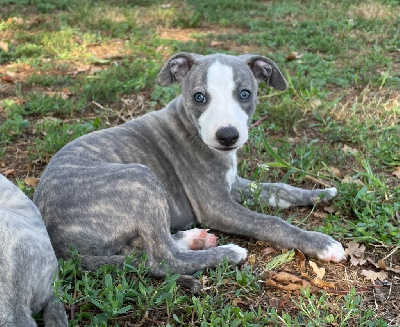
[156,52,203,86]
[239,54,287,91]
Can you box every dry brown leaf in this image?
[310,98,322,107]
[262,247,277,256]
[278,294,291,308]
[309,261,325,279]
[265,278,303,291]
[342,144,359,155]
[342,174,364,185]
[361,269,388,282]
[286,51,303,61]
[2,169,16,176]
[295,249,307,274]
[367,258,400,274]
[324,205,335,214]
[1,75,15,84]
[330,166,343,179]
[345,243,366,266]
[232,298,247,306]
[61,88,73,99]
[313,211,326,219]
[312,277,336,289]
[0,41,9,52]
[273,271,304,284]
[265,271,320,292]
[392,167,400,179]
[24,176,40,188]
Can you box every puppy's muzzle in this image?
[216,126,239,148]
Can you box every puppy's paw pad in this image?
[220,244,248,262]
[317,241,346,263]
[179,228,218,250]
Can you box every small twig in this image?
[295,204,316,227]
[304,174,333,188]
[326,286,378,294]
[250,114,269,128]
[70,281,77,321]
[382,246,399,261]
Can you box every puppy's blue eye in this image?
[240,90,251,100]
[194,92,206,103]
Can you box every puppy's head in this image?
[157,53,287,153]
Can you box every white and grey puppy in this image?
[0,174,67,327]
[34,53,346,277]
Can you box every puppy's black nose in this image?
[216,127,239,146]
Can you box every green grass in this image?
[1,0,399,325]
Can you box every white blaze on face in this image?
[198,61,249,150]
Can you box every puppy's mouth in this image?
[213,146,238,152]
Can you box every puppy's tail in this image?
[79,254,201,293]
[79,254,126,271]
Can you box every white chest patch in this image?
[225,151,238,191]
[198,61,249,149]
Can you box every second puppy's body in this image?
[34,53,345,276]
[0,174,68,327]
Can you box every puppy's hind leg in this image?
[49,164,247,276]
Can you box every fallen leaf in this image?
[324,205,335,214]
[8,17,23,25]
[345,243,366,266]
[342,144,359,155]
[265,278,302,291]
[232,298,247,306]
[392,167,400,179]
[61,88,73,100]
[309,261,325,279]
[330,166,343,179]
[312,277,336,289]
[1,75,15,84]
[24,176,40,187]
[361,269,388,282]
[262,247,277,256]
[265,271,313,291]
[367,258,400,274]
[342,174,364,185]
[277,294,291,307]
[0,40,9,52]
[286,51,303,61]
[2,169,16,176]
[313,212,326,219]
[295,249,307,274]
[310,98,322,107]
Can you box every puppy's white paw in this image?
[220,244,248,262]
[326,187,337,199]
[317,240,346,263]
[310,187,337,205]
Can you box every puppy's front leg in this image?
[232,177,337,208]
[202,193,345,263]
